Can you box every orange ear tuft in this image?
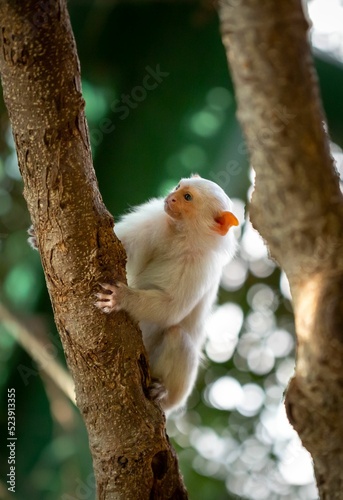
[214,211,239,236]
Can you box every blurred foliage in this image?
[0,1,342,499]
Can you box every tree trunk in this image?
[0,1,187,498]
[218,0,343,497]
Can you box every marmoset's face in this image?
[164,182,196,220]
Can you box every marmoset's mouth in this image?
[164,198,181,219]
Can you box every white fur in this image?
[100,177,237,412]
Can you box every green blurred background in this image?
[0,2,342,499]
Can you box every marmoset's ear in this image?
[191,173,201,178]
[214,211,239,235]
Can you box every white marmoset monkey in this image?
[95,175,238,413]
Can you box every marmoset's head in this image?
[164,175,239,236]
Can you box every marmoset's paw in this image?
[27,225,38,250]
[95,282,125,313]
[149,378,167,403]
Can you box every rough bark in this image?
[0,1,187,498]
[218,0,343,497]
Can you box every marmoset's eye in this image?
[175,184,180,190]
[184,193,192,201]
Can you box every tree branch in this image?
[0,302,75,403]
[218,0,343,497]
[0,1,187,498]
